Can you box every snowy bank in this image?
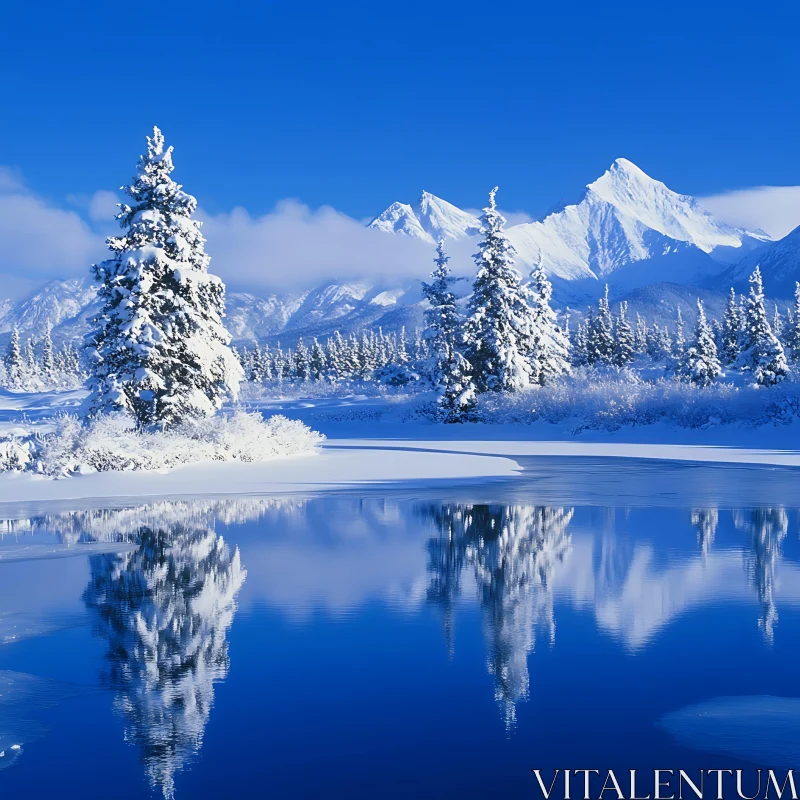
[0,410,322,477]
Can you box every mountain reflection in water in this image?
[0,494,796,797]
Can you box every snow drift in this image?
[0,410,323,476]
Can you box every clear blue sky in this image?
[2,0,798,220]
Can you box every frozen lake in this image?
[0,456,799,798]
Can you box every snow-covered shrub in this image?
[0,409,323,476]
[475,368,800,432]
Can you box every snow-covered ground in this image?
[0,389,799,506]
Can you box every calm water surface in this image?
[0,457,799,798]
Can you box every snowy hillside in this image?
[717,224,800,299]
[372,159,770,293]
[0,277,422,349]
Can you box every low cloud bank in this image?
[700,185,800,239]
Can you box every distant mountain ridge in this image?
[371,159,771,292]
[4,158,798,349]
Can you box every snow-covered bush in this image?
[1,410,323,476]
[475,368,800,431]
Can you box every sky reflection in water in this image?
[0,472,798,798]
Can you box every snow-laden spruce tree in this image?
[87,127,243,427]
[422,241,477,422]
[634,313,648,355]
[673,307,686,362]
[5,326,22,383]
[465,188,536,392]
[528,262,570,384]
[720,288,742,365]
[586,286,614,365]
[41,324,55,380]
[571,320,589,367]
[612,301,635,366]
[784,282,800,362]
[678,300,722,386]
[736,267,789,386]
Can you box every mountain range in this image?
[3,159,799,348]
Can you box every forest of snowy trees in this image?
[234,188,800,425]
[3,129,800,445]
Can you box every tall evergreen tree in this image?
[634,313,648,355]
[784,282,800,362]
[737,267,789,386]
[673,307,686,361]
[86,127,242,427]
[422,241,477,421]
[586,286,614,365]
[293,339,310,382]
[612,301,635,366]
[678,300,722,386]
[41,324,55,378]
[720,288,742,365]
[528,262,570,384]
[309,338,327,381]
[571,319,589,367]
[5,326,22,383]
[24,337,37,376]
[465,188,536,392]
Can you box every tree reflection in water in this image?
[423,504,573,729]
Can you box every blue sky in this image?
[0,0,798,296]
[2,0,798,219]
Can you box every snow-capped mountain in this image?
[0,158,788,350]
[372,159,770,294]
[0,277,421,349]
[369,191,481,243]
[717,224,800,299]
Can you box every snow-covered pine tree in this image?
[5,326,22,383]
[586,286,614,365]
[773,304,784,341]
[87,127,243,427]
[720,288,742,365]
[273,343,286,385]
[260,344,273,382]
[465,188,536,392]
[421,241,478,421]
[673,307,686,361]
[612,301,635,366]
[309,338,327,381]
[528,262,570,384]
[24,337,37,377]
[737,266,789,386]
[634,313,648,355]
[571,320,589,367]
[41,324,55,380]
[397,326,410,365]
[294,339,310,382]
[784,282,800,362]
[678,300,722,386]
[326,333,344,382]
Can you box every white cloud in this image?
[198,199,465,292]
[88,189,121,223]
[699,186,800,240]
[0,175,105,287]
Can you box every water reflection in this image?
[0,495,798,792]
[734,508,788,643]
[422,504,573,728]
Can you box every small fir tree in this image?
[736,267,789,386]
[678,300,722,386]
